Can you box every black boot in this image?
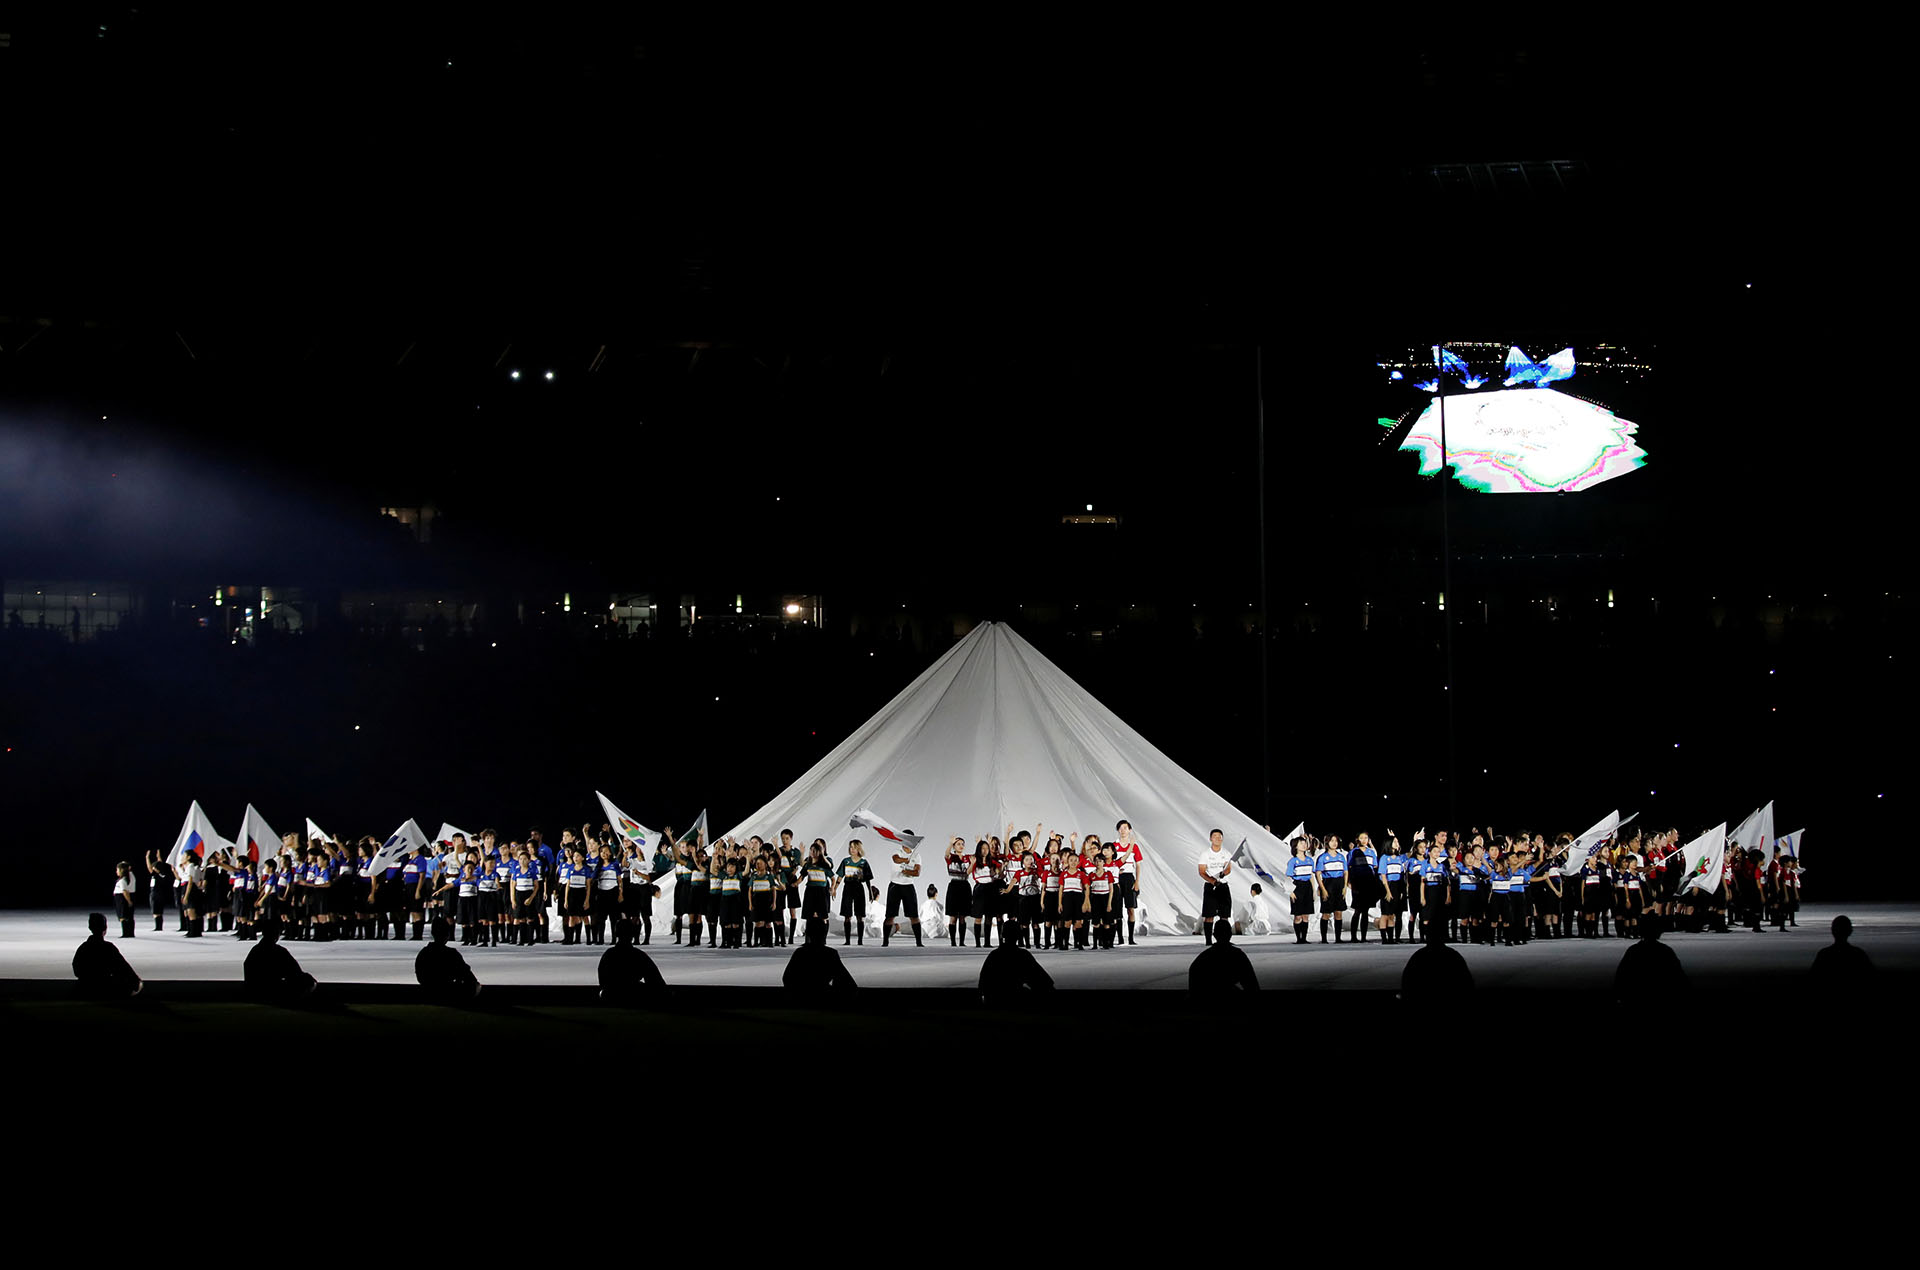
[914,926,923,947]
[1319,919,1329,943]
[843,921,851,945]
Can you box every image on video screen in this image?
[1375,343,1651,493]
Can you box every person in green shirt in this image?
[779,829,804,944]
[801,840,834,928]
[748,858,778,947]
[687,845,712,949]
[835,840,871,946]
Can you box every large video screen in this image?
[1376,343,1650,493]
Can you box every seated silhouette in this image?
[979,920,1054,1006]
[783,918,857,994]
[244,924,317,1003]
[1613,917,1688,996]
[415,918,481,1003]
[73,912,142,999]
[1189,921,1260,995]
[1810,915,1874,981]
[1401,923,1474,997]
[598,922,669,1003]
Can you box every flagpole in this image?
[1256,342,1271,826]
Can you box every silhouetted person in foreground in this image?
[1811,915,1874,982]
[598,921,669,1004]
[783,919,857,995]
[978,919,1053,1006]
[415,918,480,1004]
[73,912,142,1000]
[243,922,316,1004]
[1614,915,1688,997]
[1401,921,1474,997]
[1189,921,1259,995]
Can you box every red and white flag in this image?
[848,807,922,852]
[237,804,281,864]
[1729,800,1775,855]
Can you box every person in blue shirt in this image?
[1286,838,1317,944]
[1509,848,1535,945]
[1418,845,1451,942]
[1487,850,1515,946]
[1315,836,1349,943]
[1346,837,1382,943]
[1377,837,1408,943]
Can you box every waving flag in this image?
[1559,810,1621,877]
[1229,839,1275,883]
[368,819,429,875]
[433,822,476,849]
[679,809,709,847]
[1730,800,1775,855]
[1679,823,1729,894]
[237,804,281,864]
[595,791,661,852]
[1777,827,1805,859]
[167,800,233,871]
[305,818,334,848]
[848,808,922,852]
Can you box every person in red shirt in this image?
[1113,820,1145,945]
[1040,848,1062,949]
[1057,851,1086,950]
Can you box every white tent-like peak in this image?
[719,621,1293,935]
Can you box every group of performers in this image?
[1276,828,1803,945]
[127,818,1803,951]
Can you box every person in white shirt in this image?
[112,861,138,939]
[884,838,924,947]
[1232,884,1272,937]
[1196,829,1233,943]
[920,884,948,938]
[181,856,206,937]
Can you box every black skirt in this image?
[946,879,972,917]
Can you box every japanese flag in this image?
[237,804,281,864]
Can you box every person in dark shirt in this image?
[1811,915,1874,980]
[1400,921,1474,997]
[1188,920,1260,995]
[978,919,1054,1006]
[783,918,857,994]
[1613,916,1688,997]
[73,913,142,999]
[414,918,481,1003]
[243,922,316,1003]
[598,921,669,1004]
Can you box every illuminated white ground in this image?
[6,905,1912,990]
[1403,388,1647,493]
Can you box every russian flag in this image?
[167,801,233,870]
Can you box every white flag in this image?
[369,819,429,875]
[167,800,234,871]
[1276,821,1306,847]
[595,791,662,853]
[305,817,334,849]
[848,807,923,852]
[433,823,476,849]
[1559,810,1621,877]
[680,809,710,847]
[1729,800,1775,854]
[1777,827,1805,859]
[1679,823,1729,894]
[236,804,281,865]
